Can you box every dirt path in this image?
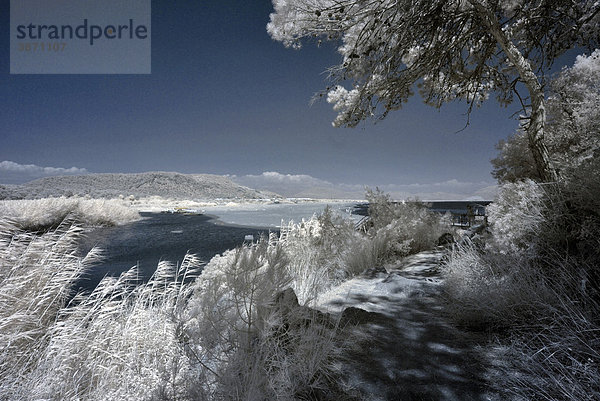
[317,250,495,401]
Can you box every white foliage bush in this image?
[179,200,452,399]
[365,188,451,259]
[444,179,552,328]
[183,238,343,400]
[0,197,140,231]
[0,203,363,400]
[279,207,365,302]
[443,178,595,325]
[486,179,545,254]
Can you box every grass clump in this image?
[0,213,203,400]
[27,256,202,401]
[0,197,140,232]
[0,220,102,399]
[279,206,366,302]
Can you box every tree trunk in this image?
[469,0,558,182]
[527,91,557,181]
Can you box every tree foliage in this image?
[492,50,600,182]
[268,0,600,180]
[546,49,600,174]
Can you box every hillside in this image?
[0,172,279,200]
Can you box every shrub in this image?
[2,200,418,400]
[541,157,600,268]
[183,240,343,399]
[365,187,451,260]
[279,207,365,301]
[486,179,545,255]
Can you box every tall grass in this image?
[442,242,554,329]
[28,256,202,401]
[0,220,102,399]
[0,207,360,400]
[501,263,600,401]
[278,207,365,303]
[0,197,140,232]
[442,179,600,400]
[0,215,203,400]
[178,201,449,399]
[1,194,447,400]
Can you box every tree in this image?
[545,49,600,175]
[491,130,539,182]
[268,0,600,182]
[492,50,600,183]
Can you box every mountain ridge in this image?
[0,172,280,200]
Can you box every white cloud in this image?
[231,171,496,200]
[0,161,89,184]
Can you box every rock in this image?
[257,288,335,353]
[259,288,332,332]
[340,306,377,325]
[437,232,455,247]
[273,287,299,316]
[464,223,487,238]
[364,265,388,278]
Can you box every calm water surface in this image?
[77,212,274,291]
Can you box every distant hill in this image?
[0,172,279,200]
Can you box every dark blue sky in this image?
[0,1,578,194]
